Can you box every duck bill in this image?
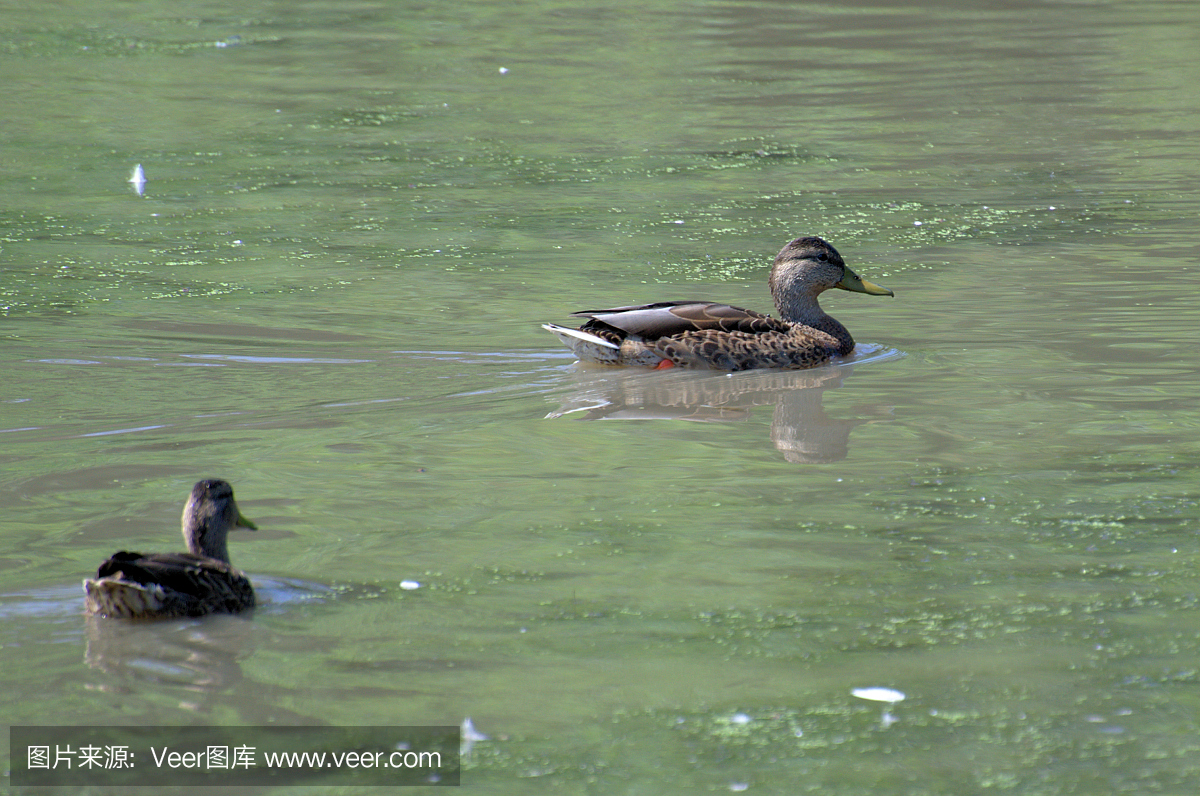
[836,267,893,296]
[237,513,258,531]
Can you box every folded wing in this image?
[572,301,790,340]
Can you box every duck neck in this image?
[199,530,231,563]
[183,514,231,562]
[773,284,855,356]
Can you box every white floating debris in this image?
[854,688,905,729]
[461,717,488,743]
[498,66,509,74]
[128,163,146,196]
[730,713,752,725]
[460,717,488,756]
[852,687,905,703]
[399,580,421,590]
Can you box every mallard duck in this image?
[542,236,893,371]
[83,479,258,619]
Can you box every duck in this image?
[83,479,258,619]
[542,236,893,371]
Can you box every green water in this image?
[4,0,1200,793]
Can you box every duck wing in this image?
[97,550,235,587]
[90,551,254,616]
[572,301,790,340]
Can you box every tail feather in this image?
[83,577,172,619]
[541,323,620,350]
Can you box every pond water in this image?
[4,0,1200,793]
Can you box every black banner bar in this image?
[10,725,460,786]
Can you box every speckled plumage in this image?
[543,236,893,371]
[83,479,258,620]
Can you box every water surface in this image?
[4,1,1200,793]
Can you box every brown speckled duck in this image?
[83,479,258,620]
[542,236,893,371]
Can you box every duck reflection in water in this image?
[545,349,898,463]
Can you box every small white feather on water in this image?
[853,687,905,729]
[461,717,489,756]
[851,687,905,703]
[128,163,146,195]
